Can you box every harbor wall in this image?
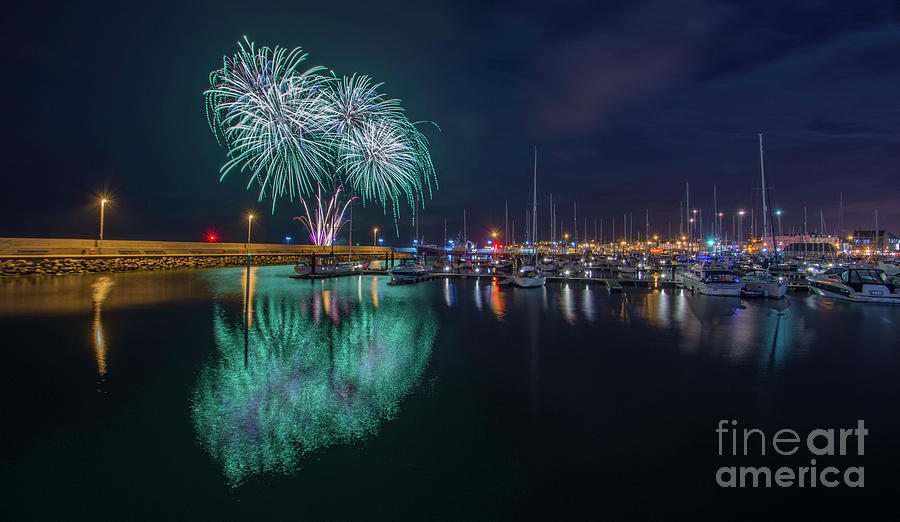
[0,238,403,277]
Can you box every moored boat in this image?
[681,263,742,296]
[391,259,431,282]
[807,268,900,304]
[740,270,787,299]
[514,265,546,288]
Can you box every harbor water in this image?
[2,266,898,518]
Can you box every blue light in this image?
[285,236,292,244]
[378,238,384,244]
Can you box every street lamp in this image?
[99,198,108,241]
[247,214,254,245]
[775,209,783,237]
[738,210,745,250]
[373,227,378,246]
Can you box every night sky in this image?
[3,0,899,245]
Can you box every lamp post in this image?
[373,227,378,246]
[97,198,108,254]
[247,214,254,246]
[738,210,745,251]
[775,210,783,237]
[689,217,695,255]
[99,198,107,241]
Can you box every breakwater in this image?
[0,237,400,277]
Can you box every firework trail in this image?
[293,184,356,246]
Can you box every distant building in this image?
[771,234,840,256]
[782,242,838,255]
[850,230,899,252]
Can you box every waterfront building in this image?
[849,229,899,253]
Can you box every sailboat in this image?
[515,147,547,288]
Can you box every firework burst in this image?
[206,38,438,220]
[206,38,332,210]
[320,73,403,138]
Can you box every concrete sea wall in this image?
[0,238,402,277]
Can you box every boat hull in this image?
[682,274,742,296]
[743,281,787,299]
[809,281,900,304]
[514,275,546,288]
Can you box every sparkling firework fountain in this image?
[292,184,356,246]
[206,38,437,222]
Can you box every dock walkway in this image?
[291,269,672,288]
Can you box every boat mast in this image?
[685,181,690,249]
[875,207,879,258]
[758,133,770,253]
[533,146,538,256]
[839,192,843,243]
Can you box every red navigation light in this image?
[206,232,218,242]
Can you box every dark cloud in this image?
[528,0,735,137]
[808,118,892,136]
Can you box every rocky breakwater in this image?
[0,255,311,277]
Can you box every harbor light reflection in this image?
[91,276,114,380]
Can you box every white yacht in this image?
[391,259,431,282]
[740,270,787,299]
[514,265,546,288]
[681,263,742,296]
[807,268,900,304]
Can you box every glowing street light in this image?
[373,227,378,246]
[99,198,108,241]
[247,214,254,245]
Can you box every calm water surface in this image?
[2,266,898,519]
